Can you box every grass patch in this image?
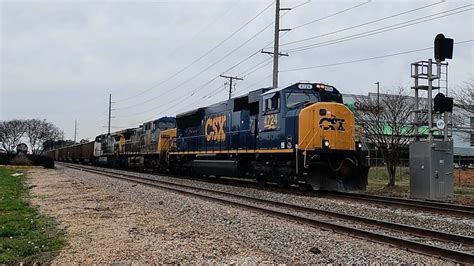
[366,167,409,197]
[367,166,474,205]
[0,167,65,264]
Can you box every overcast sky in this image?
[1,0,473,140]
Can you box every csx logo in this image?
[319,117,345,131]
[205,115,226,142]
[264,114,278,130]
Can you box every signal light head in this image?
[434,33,454,62]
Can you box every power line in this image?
[285,5,473,53]
[280,0,446,47]
[134,0,311,115]
[108,94,112,135]
[240,74,273,93]
[108,2,238,98]
[223,0,355,75]
[126,55,272,120]
[114,4,278,112]
[220,75,244,100]
[117,76,221,118]
[112,0,377,128]
[115,0,313,112]
[134,56,273,126]
[291,0,371,31]
[237,58,273,77]
[217,0,313,75]
[114,0,275,104]
[280,40,474,72]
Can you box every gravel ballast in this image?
[27,166,453,263]
[74,164,473,236]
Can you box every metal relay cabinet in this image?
[409,141,454,201]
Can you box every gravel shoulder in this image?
[27,166,449,264]
[78,165,473,236]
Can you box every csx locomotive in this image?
[47,82,369,191]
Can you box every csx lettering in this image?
[319,117,345,131]
[264,114,278,130]
[205,115,226,141]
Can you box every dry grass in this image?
[366,166,474,205]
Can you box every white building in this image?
[343,92,474,160]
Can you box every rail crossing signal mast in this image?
[409,34,454,202]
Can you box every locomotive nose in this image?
[298,102,356,151]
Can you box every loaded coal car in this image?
[79,141,95,164]
[72,144,82,162]
[168,82,368,191]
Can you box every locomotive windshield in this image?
[159,121,175,129]
[286,91,319,109]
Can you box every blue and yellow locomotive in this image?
[166,82,368,191]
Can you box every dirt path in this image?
[27,168,273,264]
[26,166,446,264]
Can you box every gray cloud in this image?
[1,0,473,140]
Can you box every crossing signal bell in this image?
[434,93,453,114]
[434,34,453,62]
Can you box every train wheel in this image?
[256,177,266,186]
[298,183,312,192]
[277,179,290,189]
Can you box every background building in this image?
[343,92,474,166]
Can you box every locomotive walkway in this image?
[59,162,474,264]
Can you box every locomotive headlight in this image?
[324,140,330,147]
[358,142,363,149]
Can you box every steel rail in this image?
[321,191,474,218]
[59,162,474,217]
[61,163,474,263]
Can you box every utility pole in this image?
[220,75,243,100]
[108,93,112,135]
[375,82,380,175]
[74,120,77,144]
[262,0,291,89]
[375,81,380,109]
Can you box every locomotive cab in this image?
[258,83,368,191]
[257,83,342,151]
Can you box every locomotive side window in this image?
[263,93,280,112]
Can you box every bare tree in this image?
[354,87,416,186]
[0,120,27,153]
[453,79,474,114]
[25,119,63,154]
[451,79,474,143]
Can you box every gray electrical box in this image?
[409,140,454,201]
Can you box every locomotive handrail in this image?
[303,128,320,168]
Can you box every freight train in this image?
[46,82,369,191]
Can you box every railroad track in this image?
[59,162,474,263]
[322,191,474,218]
[59,162,474,218]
